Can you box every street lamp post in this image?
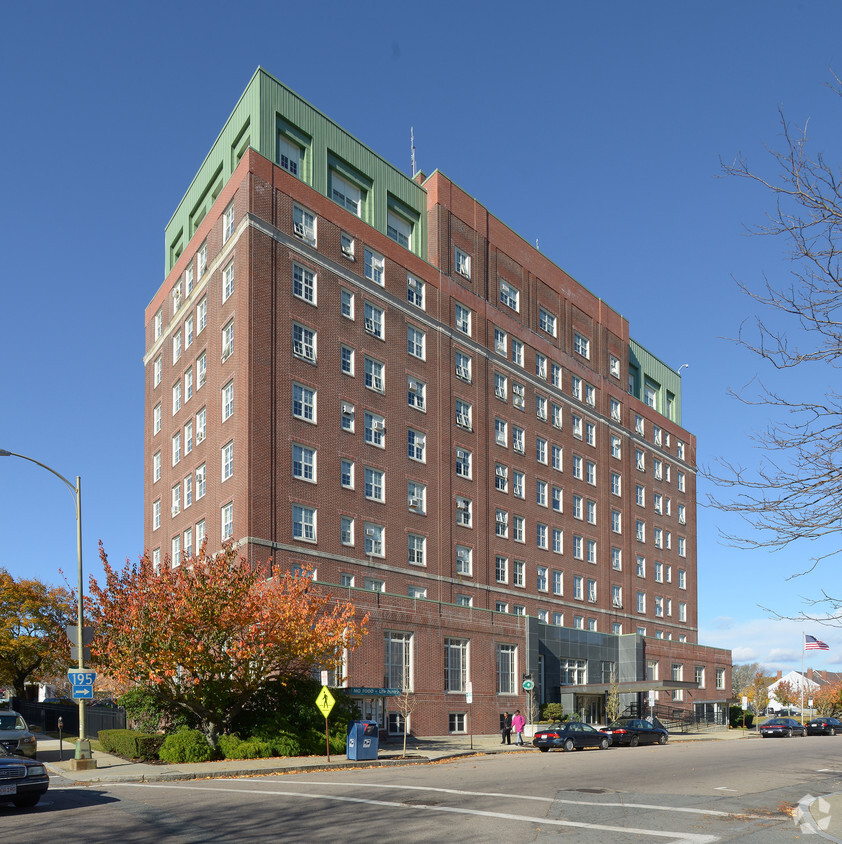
[0,449,94,765]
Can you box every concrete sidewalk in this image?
[38,727,749,786]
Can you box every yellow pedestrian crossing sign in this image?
[316,685,336,718]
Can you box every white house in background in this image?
[767,670,819,711]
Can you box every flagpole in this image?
[801,631,805,723]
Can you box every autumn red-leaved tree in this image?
[814,682,842,717]
[88,542,368,749]
[0,569,73,698]
[773,679,798,708]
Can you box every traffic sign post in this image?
[316,686,336,762]
[466,682,473,750]
[68,669,96,700]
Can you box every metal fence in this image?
[11,699,126,737]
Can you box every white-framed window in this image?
[221,440,234,481]
[407,480,426,513]
[496,601,509,613]
[196,297,207,335]
[185,368,193,403]
[536,394,547,420]
[330,171,362,215]
[292,323,316,363]
[406,274,424,308]
[172,381,182,415]
[221,320,234,363]
[152,499,161,531]
[340,515,354,546]
[185,315,194,349]
[609,354,620,378]
[496,644,517,694]
[635,484,645,507]
[365,576,385,593]
[171,483,181,518]
[678,536,686,557]
[455,350,472,382]
[636,519,646,543]
[571,375,582,401]
[455,247,471,279]
[573,536,584,560]
[455,545,472,576]
[654,458,663,481]
[341,344,354,375]
[645,382,658,410]
[655,597,664,618]
[610,398,621,421]
[513,515,525,543]
[364,356,385,393]
[513,470,525,499]
[635,449,645,472]
[678,471,686,492]
[552,486,562,513]
[586,421,596,446]
[292,504,316,542]
[512,382,525,410]
[407,377,426,410]
[407,325,425,359]
[535,352,547,379]
[586,460,596,486]
[365,467,385,501]
[495,555,508,583]
[173,331,183,365]
[587,579,597,603]
[365,523,384,557]
[586,500,596,524]
[611,436,621,459]
[364,302,384,339]
[387,210,412,249]
[277,133,301,176]
[514,560,526,587]
[636,555,646,578]
[500,279,520,312]
[153,355,162,388]
[444,639,469,699]
[219,501,233,540]
[536,436,547,464]
[678,568,687,589]
[637,591,646,614]
[539,307,557,336]
[653,425,662,447]
[572,414,583,439]
[456,496,472,527]
[384,631,412,692]
[292,262,315,304]
[364,411,386,447]
[586,539,597,563]
[552,403,563,429]
[291,443,315,482]
[536,479,547,507]
[408,533,426,566]
[172,432,182,466]
[536,524,548,549]
[512,426,525,455]
[551,444,563,471]
[611,472,621,497]
[572,455,583,479]
[677,440,685,460]
[611,547,622,571]
[495,417,508,447]
[340,458,354,489]
[222,380,234,422]
[455,446,472,478]
[573,574,584,599]
[293,205,316,246]
[456,595,473,608]
[511,338,524,367]
[494,373,507,401]
[292,383,316,422]
[194,463,206,500]
[573,494,583,520]
[611,509,622,534]
[573,332,590,359]
[455,303,471,335]
[407,428,426,462]
[364,247,384,285]
[585,384,595,406]
[494,327,507,355]
[339,231,355,261]
[196,241,207,279]
[222,202,235,243]
[495,462,508,492]
[197,351,207,389]
[495,508,508,538]
[341,288,354,320]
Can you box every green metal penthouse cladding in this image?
[164,67,427,274]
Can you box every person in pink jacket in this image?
[512,710,526,745]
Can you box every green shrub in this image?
[541,703,565,722]
[729,705,754,728]
[158,729,215,763]
[118,685,197,734]
[97,729,165,761]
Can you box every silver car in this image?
[0,712,37,759]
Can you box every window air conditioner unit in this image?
[409,498,422,508]
[372,420,385,432]
[196,431,205,442]
[365,528,376,537]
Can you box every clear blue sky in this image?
[3,0,840,673]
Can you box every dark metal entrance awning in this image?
[563,680,699,694]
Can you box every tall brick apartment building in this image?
[144,68,731,737]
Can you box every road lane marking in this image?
[109,783,719,843]
[286,779,766,819]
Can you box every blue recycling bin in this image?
[346,720,379,760]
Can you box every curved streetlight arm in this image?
[0,449,79,518]
[0,447,92,760]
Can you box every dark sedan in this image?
[0,745,49,808]
[759,717,807,738]
[602,718,669,747]
[806,717,842,736]
[532,722,611,752]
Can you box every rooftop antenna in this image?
[411,127,417,178]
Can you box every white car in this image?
[0,712,37,759]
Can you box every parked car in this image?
[602,718,669,747]
[0,712,37,759]
[777,708,802,717]
[806,717,842,736]
[532,722,611,752]
[759,717,807,738]
[0,744,49,808]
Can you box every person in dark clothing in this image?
[501,711,512,744]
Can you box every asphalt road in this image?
[5,736,842,842]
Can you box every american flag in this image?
[805,634,830,651]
